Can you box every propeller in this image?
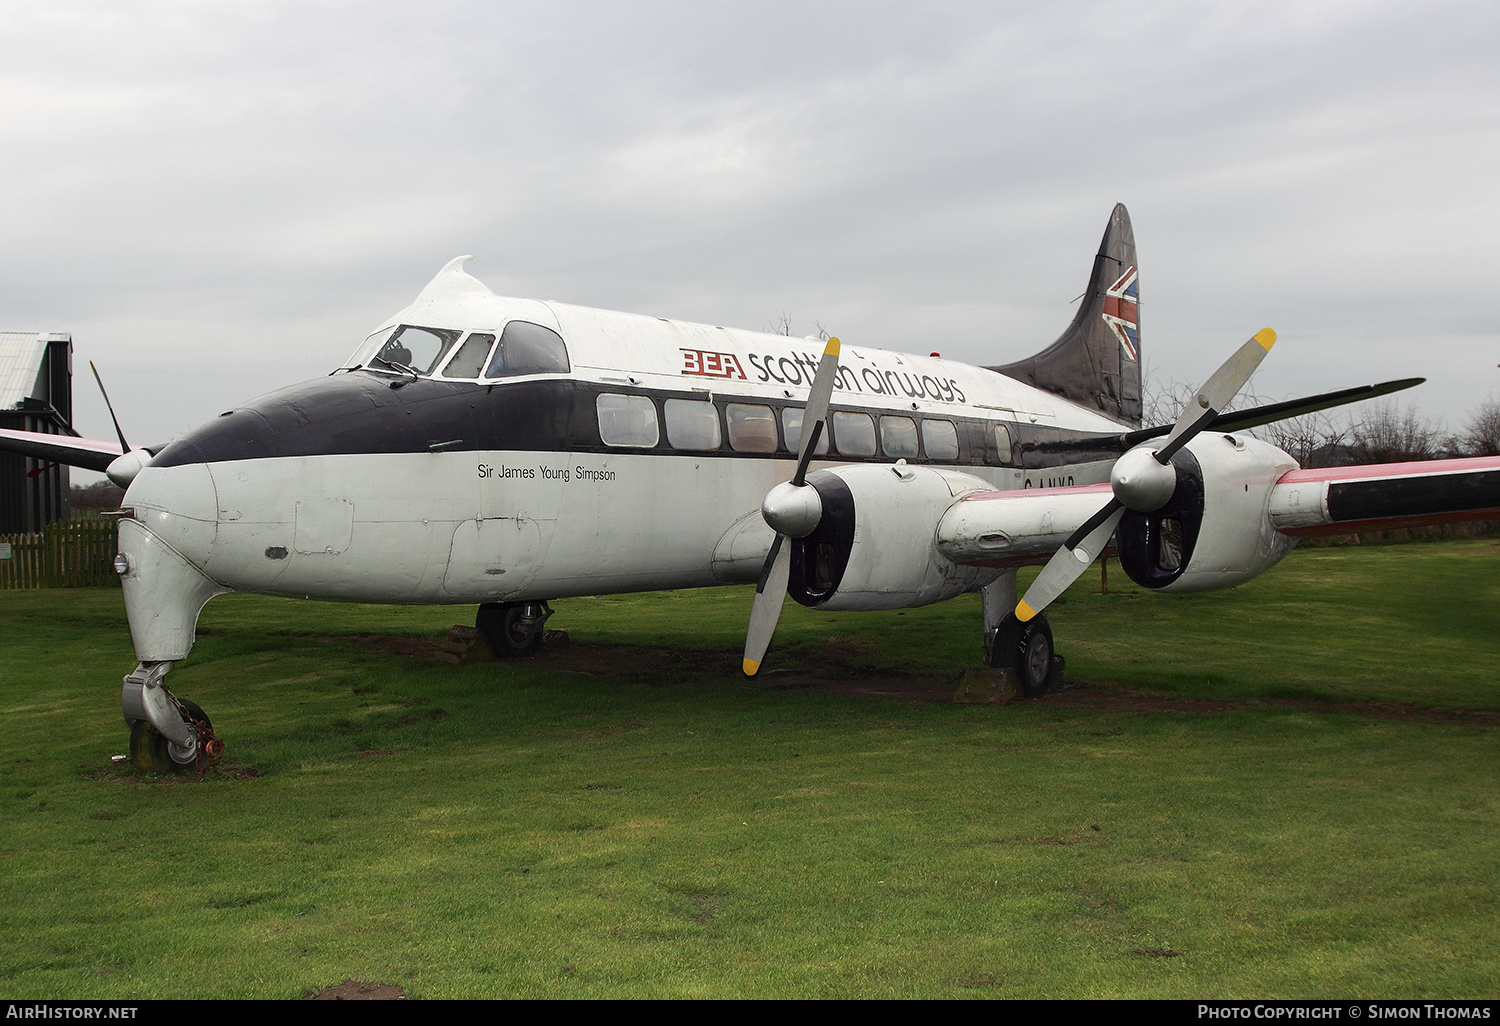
[743,336,841,677]
[89,361,131,454]
[1015,328,1276,623]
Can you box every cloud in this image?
[1,0,1496,455]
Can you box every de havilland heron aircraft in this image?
[5,204,1499,772]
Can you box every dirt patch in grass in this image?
[1043,681,1500,725]
[306,978,406,1000]
[343,633,1500,724]
[539,635,961,700]
[84,763,265,783]
[329,635,448,660]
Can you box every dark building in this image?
[1,332,74,534]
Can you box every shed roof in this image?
[0,332,69,410]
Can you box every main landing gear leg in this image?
[121,661,223,773]
[982,571,1063,698]
[476,601,553,658]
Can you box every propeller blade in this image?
[791,337,841,486]
[743,534,791,677]
[1158,328,1275,462]
[89,361,131,454]
[790,419,824,487]
[1015,502,1125,622]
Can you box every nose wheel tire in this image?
[130,699,214,774]
[986,613,1059,699]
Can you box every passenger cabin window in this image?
[443,333,496,378]
[781,407,830,455]
[994,424,1013,466]
[727,404,778,453]
[832,411,876,457]
[597,393,659,447]
[880,416,919,458]
[485,321,571,378]
[922,419,959,460]
[664,399,721,450]
[372,325,461,375]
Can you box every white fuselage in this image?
[115,274,1128,662]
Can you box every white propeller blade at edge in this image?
[1015,506,1125,622]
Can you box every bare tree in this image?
[766,312,832,341]
[1344,400,1445,464]
[1459,394,1500,457]
[1140,373,1197,426]
[1253,412,1350,468]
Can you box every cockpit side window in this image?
[443,333,496,378]
[374,325,462,375]
[485,321,571,378]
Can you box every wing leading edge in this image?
[0,428,123,473]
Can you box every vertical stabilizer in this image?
[990,203,1141,425]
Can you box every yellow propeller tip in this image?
[742,657,761,677]
[1254,327,1276,351]
[824,336,840,357]
[1015,600,1037,622]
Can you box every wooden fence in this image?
[0,520,120,589]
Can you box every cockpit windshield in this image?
[348,325,462,376]
[344,321,570,381]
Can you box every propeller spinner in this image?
[743,336,842,677]
[1015,328,1276,622]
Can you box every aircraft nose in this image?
[122,462,220,570]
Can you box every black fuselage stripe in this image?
[147,373,1125,472]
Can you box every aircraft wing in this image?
[934,454,1500,570]
[935,482,1115,568]
[0,427,123,473]
[1269,455,1500,537]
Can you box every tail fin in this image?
[989,203,1142,425]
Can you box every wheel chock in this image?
[436,625,497,665]
[954,667,1015,705]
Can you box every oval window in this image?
[995,424,1013,466]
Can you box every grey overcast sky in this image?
[3,0,1497,468]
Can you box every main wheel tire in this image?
[476,602,544,658]
[128,699,210,774]
[987,613,1057,699]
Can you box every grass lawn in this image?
[1,539,1496,998]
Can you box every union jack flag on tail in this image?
[1103,266,1139,361]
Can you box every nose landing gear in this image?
[121,662,223,773]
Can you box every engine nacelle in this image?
[1117,433,1298,593]
[789,464,997,611]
